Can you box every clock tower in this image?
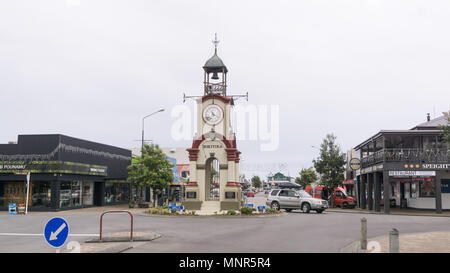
[184,35,243,212]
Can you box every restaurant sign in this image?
[389,171,436,177]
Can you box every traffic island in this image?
[85,231,161,243]
[139,207,284,217]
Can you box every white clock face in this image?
[203,104,223,125]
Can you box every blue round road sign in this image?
[44,217,69,248]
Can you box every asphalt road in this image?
[1,192,449,253]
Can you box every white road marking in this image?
[0,233,98,236]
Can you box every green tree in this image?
[251,175,262,188]
[441,110,450,144]
[295,167,318,189]
[127,143,174,204]
[313,134,346,207]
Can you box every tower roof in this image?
[204,53,227,71]
[203,34,228,73]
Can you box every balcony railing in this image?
[361,148,450,167]
[204,82,226,95]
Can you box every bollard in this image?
[389,228,399,253]
[361,217,367,250]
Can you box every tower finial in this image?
[212,33,219,54]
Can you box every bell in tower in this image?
[203,33,228,96]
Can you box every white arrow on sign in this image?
[49,223,67,241]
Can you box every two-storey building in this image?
[354,114,449,214]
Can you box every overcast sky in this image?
[1,0,449,179]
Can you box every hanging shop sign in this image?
[349,158,361,170]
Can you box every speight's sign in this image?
[422,164,450,170]
[0,161,107,176]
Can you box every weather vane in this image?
[212,33,220,53]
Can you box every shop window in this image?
[411,182,418,199]
[404,183,411,198]
[114,183,130,202]
[82,182,94,206]
[419,179,435,197]
[1,182,28,207]
[60,181,82,208]
[31,182,51,208]
[105,183,130,204]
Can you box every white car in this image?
[266,189,328,213]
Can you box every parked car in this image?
[305,185,356,208]
[266,189,328,213]
[333,189,356,208]
[247,191,255,197]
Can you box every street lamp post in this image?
[141,109,165,204]
[142,109,165,153]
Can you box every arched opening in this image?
[205,157,220,201]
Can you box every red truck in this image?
[304,185,356,208]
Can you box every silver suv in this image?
[266,189,328,213]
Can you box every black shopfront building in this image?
[0,134,131,211]
[354,115,450,214]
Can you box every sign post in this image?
[25,172,30,215]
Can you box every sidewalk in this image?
[0,204,148,215]
[327,207,450,217]
[341,231,450,253]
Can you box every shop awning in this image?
[342,179,355,185]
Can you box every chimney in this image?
[427,113,430,122]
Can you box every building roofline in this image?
[11,134,131,153]
[354,130,443,150]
